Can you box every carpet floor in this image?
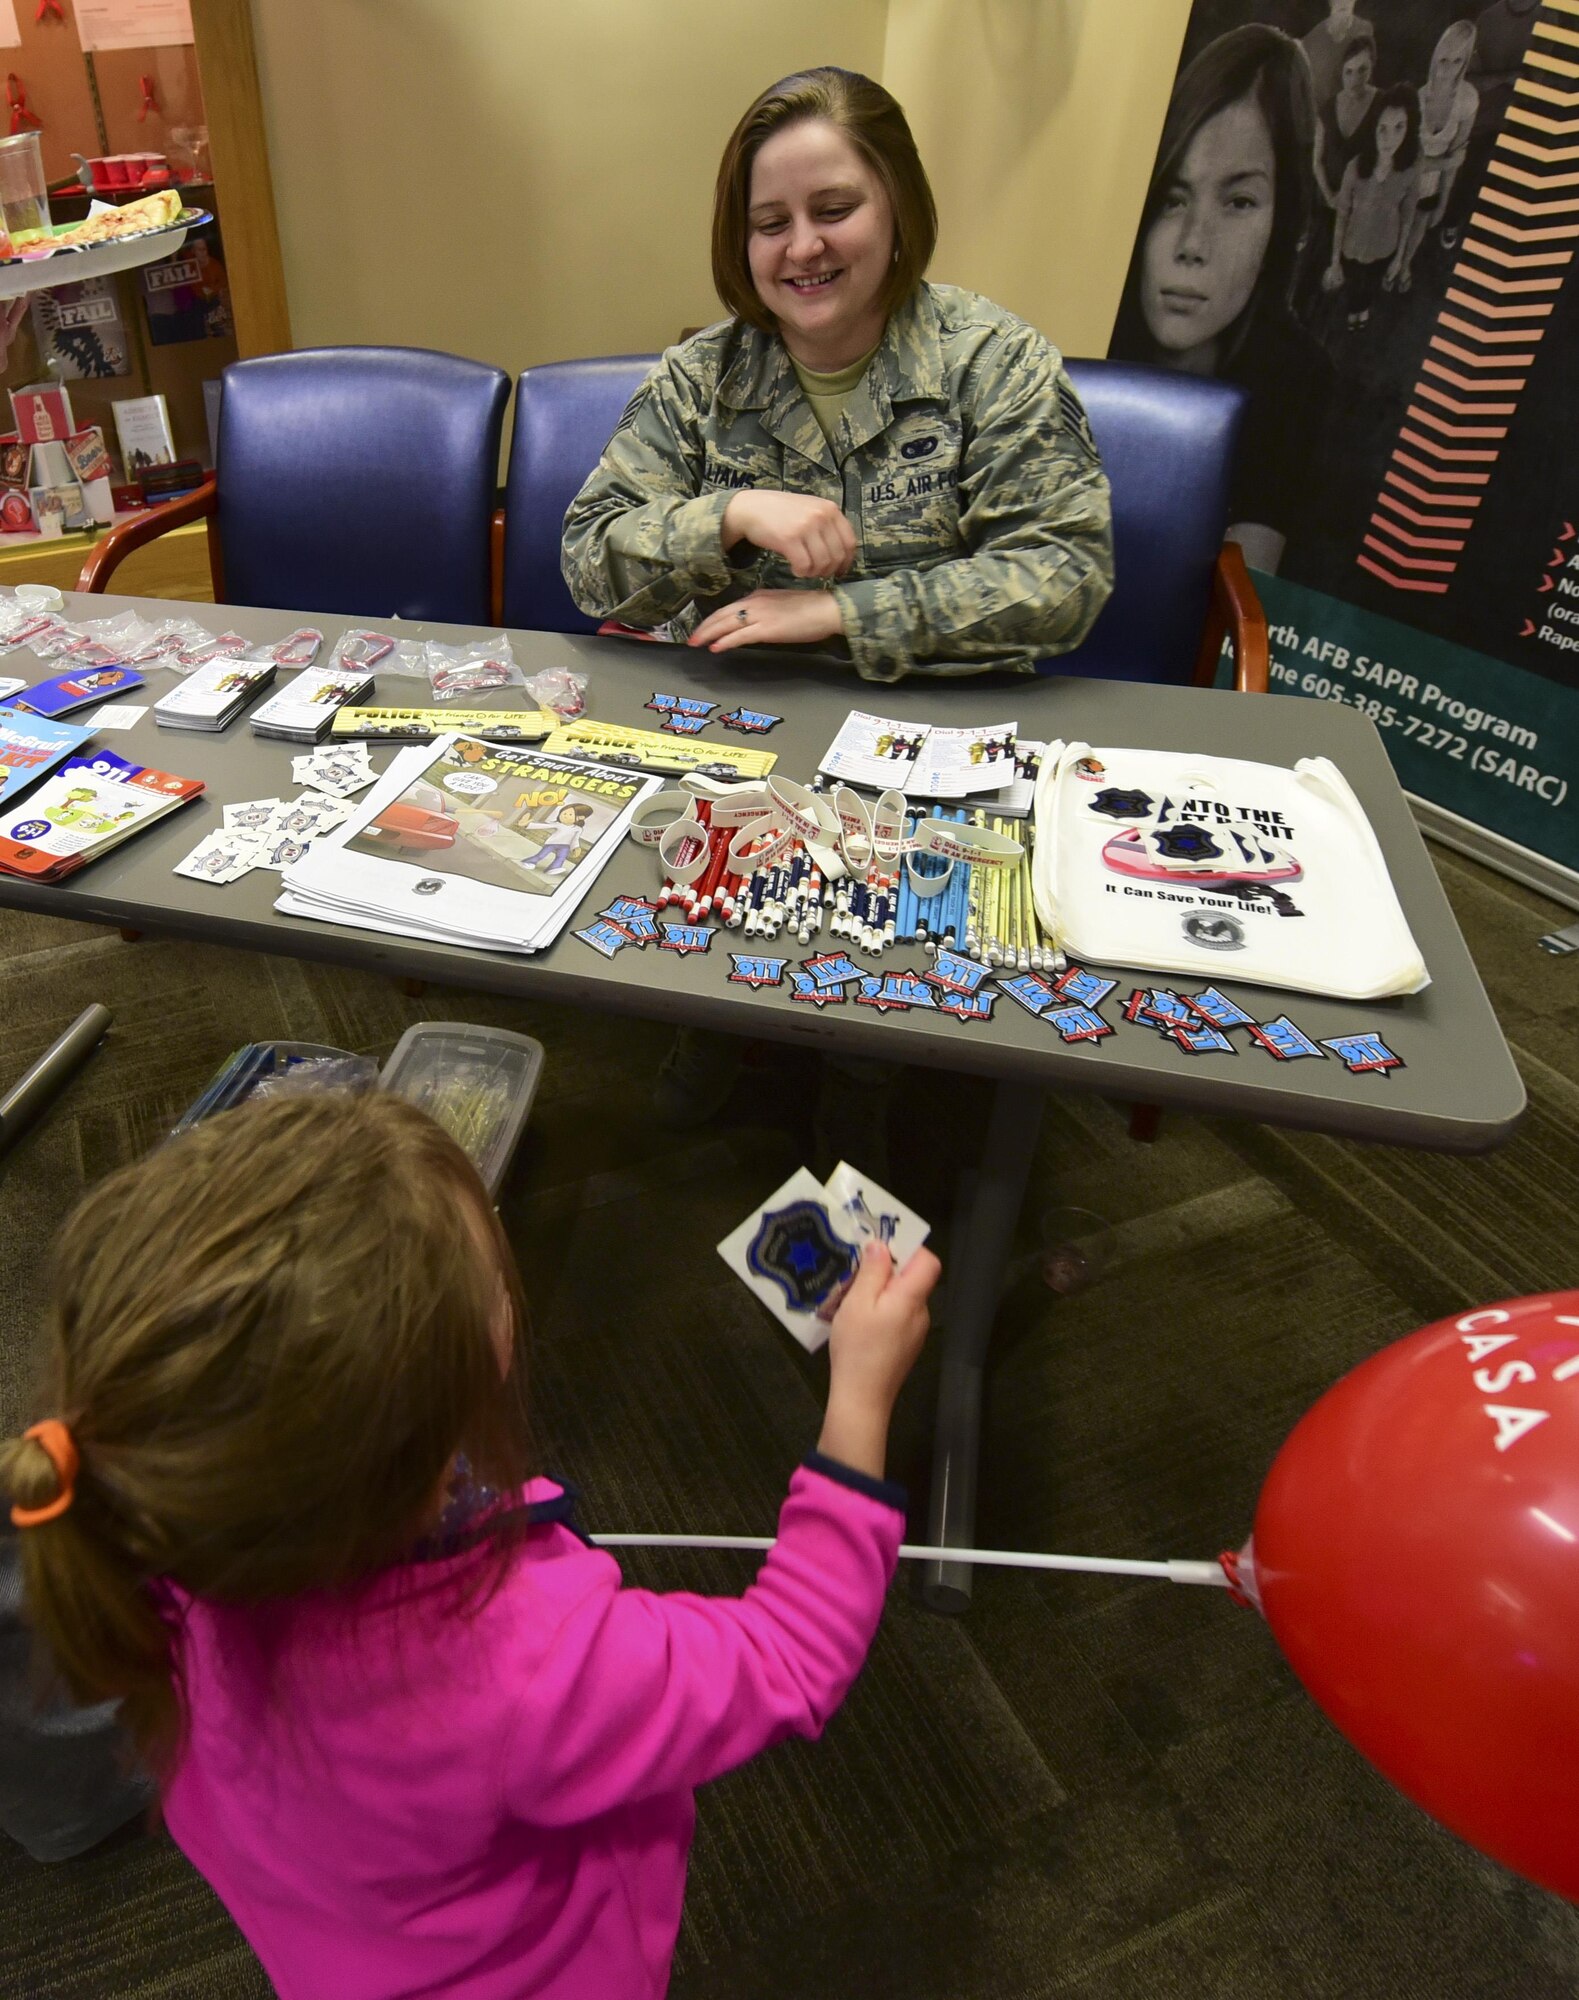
[1,844,1577,2000]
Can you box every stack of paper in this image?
[249,667,376,743]
[155,659,277,733]
[0,747,203,881]
[276,734,662,955]
[818,710,1018,798]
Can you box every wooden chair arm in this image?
[1192,539,1270,695]
[490,506,504,627]
[76,478,218,594]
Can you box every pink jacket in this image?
[163,1458,904,1998]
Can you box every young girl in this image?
[1,1092,940,1999]
[1323,86,1422,330]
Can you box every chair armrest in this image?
[75,478,218,595]
[490,506,504,627]
[1191,540,1269,695]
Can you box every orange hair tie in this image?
[10,1420,79,1528]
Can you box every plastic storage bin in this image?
[171,1041,377,1135]
[378,1022,544,1198]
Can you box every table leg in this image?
[919,1075,1045,1614]
[0,1004,112,1162]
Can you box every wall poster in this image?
[1109,0,1578,890]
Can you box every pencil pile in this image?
[885,808,1063,970]
[655,798,827,944]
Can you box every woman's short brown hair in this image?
[0,1090,533,1777]
[712,67,938,332]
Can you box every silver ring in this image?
[736,606,749,624]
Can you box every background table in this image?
[0,594,1527,1605]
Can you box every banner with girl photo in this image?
[1110,1,1579,891]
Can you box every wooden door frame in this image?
[191,0,292,357]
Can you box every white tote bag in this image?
[1031,741,1429,1000]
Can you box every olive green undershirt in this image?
[789,341,881,445]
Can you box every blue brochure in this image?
[0,704,95,807]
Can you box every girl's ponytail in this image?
[7,1090,533,1782]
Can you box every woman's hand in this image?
[818,1244,942,1479]
[688,588,844,653]
[1322,261,1344,292]
[722,489,857,579]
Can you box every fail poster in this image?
[1109,0,1578,881]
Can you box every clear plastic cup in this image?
[0,132,51,241]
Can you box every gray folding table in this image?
[0,595,1525,1608]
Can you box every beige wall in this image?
[249,0,1188,373]
[884,0,1190,358]
[250,0,886,372]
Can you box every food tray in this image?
[0,210,210,300]
[379,1022,543,1198]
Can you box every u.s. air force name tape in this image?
[904,816,1023,897]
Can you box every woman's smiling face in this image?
[1141,93,1277,370]
[746,117,895,368]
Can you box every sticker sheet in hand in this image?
[1031,742,1428,1001]
[717,1162,930,1352]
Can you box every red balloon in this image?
[1242,1289,1579,1900]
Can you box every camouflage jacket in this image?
[561,282,1114,682]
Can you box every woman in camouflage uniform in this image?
[562,67,1113,684]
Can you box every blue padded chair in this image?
[80,346,511,625]
[1059,359,1264,692]
[498,351,1265,692]
[500,354,659,634]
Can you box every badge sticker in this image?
[729,953,788,988]
[746,1198,858,1314]
[802,952,864,990]
[790,969,844,1005]
[1123,988,1196,1033]
[1321,1032,1404,1076]
[1183,986,1255,1032]
[936,988,997,1023]
[998,971,1058,1017]
[1246,1016,1326,1061]
[599,901,659,943]
[927,949,992,997]
[575,918,638,959]
[718,707,783,734]
[1045,1003,1114,1043]
[856,972,935,1012]
[646,692,714,719]
[1051,965,1116,1008]
[1089,787,1154,820]
[1168,1021,1236,1055]
[658,923,714,954]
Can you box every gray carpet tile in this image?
[2,840,1578,1998]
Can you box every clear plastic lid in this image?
[171,1041,377,1135]
[378,1022,544,1197]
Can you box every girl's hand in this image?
[722,489,857,579]
[1322,262,1344,292]
[817,1244,941,1478]
[688,589,844,653]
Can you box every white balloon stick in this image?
[589,1533,1230,1589]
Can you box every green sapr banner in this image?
[1255,571,1577,873]
[1108,1,1579,890]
